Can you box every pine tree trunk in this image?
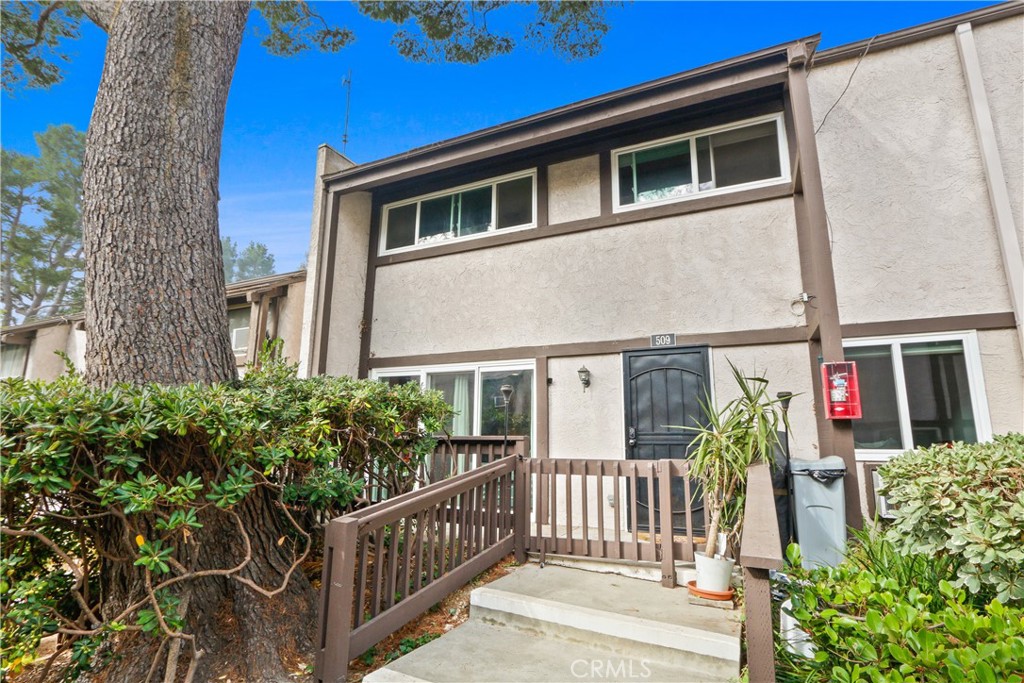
[82,1,245,386]
[75,4,319,680]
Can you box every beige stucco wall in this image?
[547,155,601,225]
[370,197,804,358]
[809,32,1013,324]
[324,192,372,377]
[978,327,1024,436]
[547,354,625,459]
[24,324,72,381]
[276,280,307,363]
[711,342,819,460]
[973,17,1024,252]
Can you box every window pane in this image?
[845,346,903,450]
[496,177,533,229]
[0,344,27,378]
[228,308,251,354]
[458,187,492,236]
[901,341,976,447]
[480,369,533,438]
[708,121,781,188]
[381,375,419,388]
[385,203,417,250]
[420,195,454,241]
[428,371,475,435]
[618,140,692,205]
[696,136,713,190]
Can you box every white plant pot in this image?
[694,551,735,592]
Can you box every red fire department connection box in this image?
[821,361,862,420]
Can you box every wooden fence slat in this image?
[658,461,676,587]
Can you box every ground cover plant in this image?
[776,435,1024,682]
[0,355,450,680]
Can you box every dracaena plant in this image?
[677,362,787,559]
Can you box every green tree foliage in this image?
[0,1,84,92]
[221,237,276,283]
[877,434,1024,603]
[1,124,86,326]
[0,353,451,676]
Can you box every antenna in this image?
[342,70,352,154]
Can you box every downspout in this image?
[955,22,1024,363]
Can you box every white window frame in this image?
[611,113,791,213]
[844,331,992,462]
[379,170,538,255]
[372,359,536,444]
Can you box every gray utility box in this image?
[790,456,847,568]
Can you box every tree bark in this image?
[82,1,246,386]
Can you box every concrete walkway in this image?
[365,563,742,683]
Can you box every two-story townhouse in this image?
[300,2,1023,528]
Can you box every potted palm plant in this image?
[683,362,787,594]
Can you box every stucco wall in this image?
[370,197,803,358]
[276,280,307,362]
[973,17,1024,252]
[711,343,819,460]
[978,327,1024,436]
[547,155,601,225]
[325,192,372,377]
[547,354,625,459]
[25,324,72,380]
[809,32,1013,324]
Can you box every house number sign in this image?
[650,333,676,347]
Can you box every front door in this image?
[623,346,710,535]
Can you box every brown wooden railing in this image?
[739,463,784,683]
[421,436,526,484]
[524,458,697,588]
[315,454,528,683]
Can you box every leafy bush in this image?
[877,434,1024,602]
[0,354,451,676]
[778,541,1024,683]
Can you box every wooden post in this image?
[658,460,676,587]
[315,517,359,683]
[743,566,776,683]
[513,455,529,564]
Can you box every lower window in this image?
[843,332,991,459]
[376,361,534,441]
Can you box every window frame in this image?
[611,113,791,212]
[843,331,992,461]
[379,170,538,255]
[227,305,252,356]
[372,359,536,444]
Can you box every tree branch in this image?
[16,1,64,51]
[78,0,117,31]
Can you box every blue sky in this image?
[1,1,998,273]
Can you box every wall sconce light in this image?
[577,365,591,390]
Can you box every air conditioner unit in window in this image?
[871,469,897,520]
[232,326,249,353]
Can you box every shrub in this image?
[877,434,1024,602]
[777,541,1024,683]
[0,354,451,676]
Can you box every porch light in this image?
[577,366,591,390]
[500,384,514,405]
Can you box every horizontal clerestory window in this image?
[381,171,536,253]
[613,114,789,210]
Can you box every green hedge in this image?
[0,355,451,675]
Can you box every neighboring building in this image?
[307,3,1016,525]
[1,270,307,381]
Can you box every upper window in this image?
[844,332,992,459]
[228,307,251,355]
[381,172,537,254]
[613,114,789,211]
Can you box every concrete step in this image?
[362,620,721,683]
[364,563,742,683]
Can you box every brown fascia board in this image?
[224,269,306,298]
[322,35,822,192]
[813,0,1022,66]
[1,313,84,337]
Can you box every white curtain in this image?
[452,373,471,435]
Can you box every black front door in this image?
[623,346,710,535]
